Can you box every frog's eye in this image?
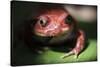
[39,18,48,27]
[65,15,74,24]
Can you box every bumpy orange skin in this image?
[33,8,85,58]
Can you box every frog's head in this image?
[32,8,76,37]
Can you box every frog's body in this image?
[31,6,85,58]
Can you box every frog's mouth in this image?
[34,27,71,37]
[34,29,62,37]
[32,29,72,45]
[34,27,70,37]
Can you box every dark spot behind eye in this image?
[30,19,38,27]
[65,15,74,24]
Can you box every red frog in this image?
[32,6,85,58]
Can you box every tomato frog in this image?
[31,6,85,59]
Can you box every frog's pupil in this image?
[40,20,43,25]
[40,20,47,27]
[66,15,73,24]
